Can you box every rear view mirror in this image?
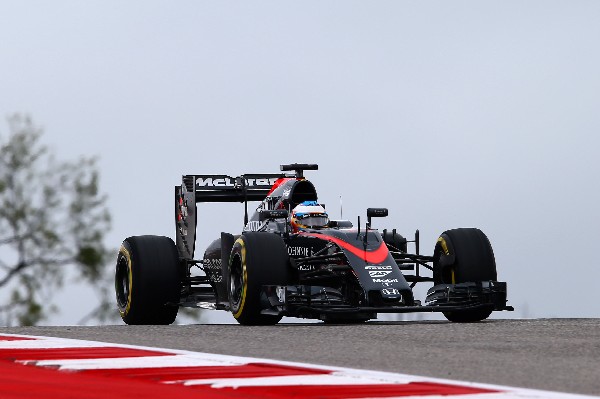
[367,208,388,218]
[367,208,388,228]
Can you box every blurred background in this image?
[1,1,598,325]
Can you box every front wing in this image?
[260,281,513,320]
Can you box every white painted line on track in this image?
[35,354,237,370]
[0,337,114,349]
[180,372,392,387]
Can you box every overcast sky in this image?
[1,1,599,324]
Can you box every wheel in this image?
[433,228,497,322]
[229,232,291,325]
[115,235,181,325]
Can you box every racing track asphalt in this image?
[1,318,599,396]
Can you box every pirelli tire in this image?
[115,235,181,325]
[433,228,497,323]
[228,232,291,325]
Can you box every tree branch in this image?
[0,237,18,245]
[0,261,29,287]
[0,257,74,288]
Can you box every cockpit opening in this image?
[289,180,318,208]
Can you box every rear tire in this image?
[115,235,181,325]
[433,228,497,322]
[229,233,291,325]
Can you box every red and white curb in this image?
[0,333,595,399]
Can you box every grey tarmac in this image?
[1,318,598,396]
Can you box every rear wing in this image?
[181,174,285,202]
[175,164,318,260]
[175,174,285,259]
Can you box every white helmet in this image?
[291,201,329,232]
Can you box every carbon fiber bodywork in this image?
[173,164,512,322]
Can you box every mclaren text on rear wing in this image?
[181,174,284,202]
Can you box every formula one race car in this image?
[115,164,512,325]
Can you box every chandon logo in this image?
[244,221,264,232]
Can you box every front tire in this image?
[115,235,181,325]
[229,233,291,325]
[433,228,497,322]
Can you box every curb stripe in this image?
[78,363,330,381]
[0,347,172,361]
[0,336,36,341]
[0,359,220,399]
[0,333,595,399]
[187,383,497,398]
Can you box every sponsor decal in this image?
[247,178,279,187]
[244,221,264,232]
[203,259,223,282]
[196,177,279,188]
[297,264,316,271]
[372,278,398,283]
[369,271,391,278]
[365,265,392,270]
[203,258,221,270]
[276,286,286,303]
[177,196,188,224]
[287,246,312,257]
[382,288,401,296]
[196,177,235,187]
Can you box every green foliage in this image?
[0,114,114,326]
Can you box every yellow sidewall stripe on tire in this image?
[119,245,133,317]
[437,237,456,284]
[437,237,450,256]
[233,238,248,319]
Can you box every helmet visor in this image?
[297,214,329,228]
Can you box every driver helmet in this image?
[291,201,329,232]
